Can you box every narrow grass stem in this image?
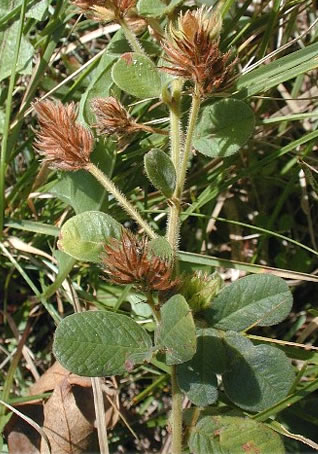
[0,0,27,234]
[86,163,156,239]
[171,365,183,454]
[118,18,145,54]
[92,377,110,454]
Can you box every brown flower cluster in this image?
[74,0,136,22]
[161,7,237,96]
[33,100,93,171]
[91,97,140,137]
[103,230,178,292]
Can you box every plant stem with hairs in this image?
[165,84,201,454]
[86,163,156,239]
[119,18,145,54]
[166,79,183,251]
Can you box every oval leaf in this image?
[137,0,166,17]
[205,274,293,331]
[144,149,176,198]
[189,415,285,454]
[177,331,218,407]
[157,294,196,365]
[53,311,152,376]
[111,52,162,98]
[193,99,255,157]
[137,0,183,17]
[223,332,295,412]
[58,211,122,262]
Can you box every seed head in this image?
[161,7,236,96]
[103,230,178,292]
[33,100,93,171]
[91,97,140,137]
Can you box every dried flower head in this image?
[103,230,178,292]
[33,100,93,171]
[91,97,140,137]
[161,7,237,96]
[74,0,136,22]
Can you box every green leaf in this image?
[144,149,176,198]
[26,0,49,20]
[196,328,227,374]
[58,211,122,262]
[137,0,183,17]
[189,415,285,454]
[176,331,218,407]
[53,311,152,376]
[50,143,116,214]
[50,171,107,214]
[205,274,293,331]
[0,19,34,81]
[157,294,196,365]
[223,332,295,412]
[193,99,255,158]
[137,0,166,17]
[78,31,121,125]
[111,52,162,99]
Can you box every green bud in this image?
[179,271,223,312]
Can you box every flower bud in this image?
[179,271,223,312]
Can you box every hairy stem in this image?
[165,86,201,454]
[86,163,156,239]
[119,18,145,54]
[166,79,183,250]
[164,79,185,454]
[171,365,183,454]
[177,87,201,200]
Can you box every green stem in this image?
[86,163,156,239]
[146,292,160,323]
[167,87,201,252]
[166,80,183,250]
[171,365,183,454]
[164,80,185,454]
[119,18,145,54]
[0,0,27,235]
[177,88,201,200]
